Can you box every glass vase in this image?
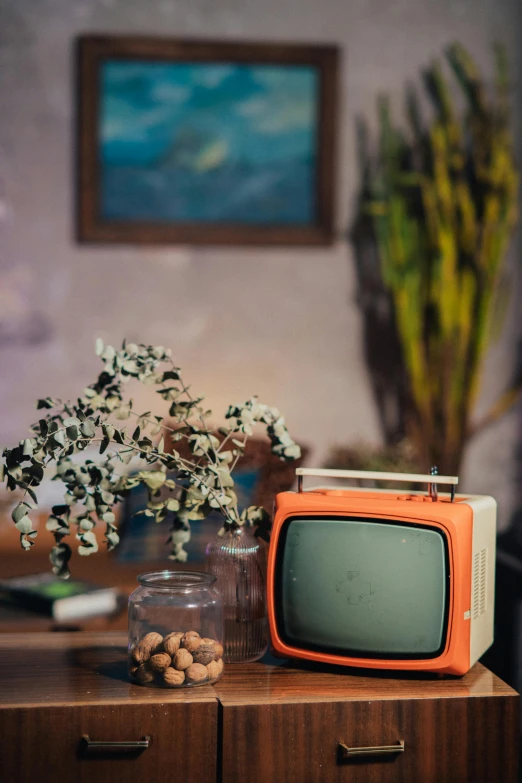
[205,526,269,663]
[128,570,224,688]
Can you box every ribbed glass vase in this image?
[205,526,268,663]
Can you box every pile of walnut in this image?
[129,630,224,687]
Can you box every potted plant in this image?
[351,42,519,475]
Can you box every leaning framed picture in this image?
[76,36,339,245]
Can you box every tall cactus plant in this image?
[364,43,519,475]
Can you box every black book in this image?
[0,573,120,621]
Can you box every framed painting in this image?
[76,36,339,245]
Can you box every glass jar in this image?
[128,570,224,688]
[205,526,268,663]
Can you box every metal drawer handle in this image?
[81,735,150,755]
[338,740,405,759]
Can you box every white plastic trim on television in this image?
[463,495,496,668]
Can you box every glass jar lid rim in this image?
[137,569,216,589]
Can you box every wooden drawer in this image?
[221,695,519,783]
[0,701,217,783]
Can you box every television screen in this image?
[278,517,448,657]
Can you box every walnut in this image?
[163,632,183,656]
[131,632,163,664]
[200,638,223,660]
[181,631,201,652]
[149,653,172,673]
[135,664,155,684]
[192,644,218,666]
[206,660,221,680]
[128,663,139,676]
[142,631,164,651]
[163,667,186,686]
[130,644,147,665]
[185,663,208,683]
[173,648,193,670]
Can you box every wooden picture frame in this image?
[76,35,339,246]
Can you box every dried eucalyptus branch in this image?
[0,339,301,577]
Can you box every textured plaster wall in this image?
[0,0,521,528]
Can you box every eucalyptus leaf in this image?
[12,503,30,524]
[142,470,165,491]
[53,430,66,447]
[78,543,98,556]
[22,439,34,457]
[216,467,234,488]
[37,398,54,410]
[50,542,72,578]
[15,516,32,534]
[115,405,131,420]
[84,495,96,512]
[245,506,270,524]
[80,420,96,438]
[46,516,63,532]
[162,370,180,381]
[102,424,115,440]
[147,500,165,510]
[26,487,37,504]
[122,360,138,374]
[78,530,98,547]
[155,507,168,523]
[106,531,119,549]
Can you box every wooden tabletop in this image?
[212,658,516,705]
[0,632,517,709]
[0,632,216,708]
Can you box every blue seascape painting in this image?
[99,60,319,224]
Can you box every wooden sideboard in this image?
[0,633,518,783]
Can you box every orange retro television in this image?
[267,468,496,676]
